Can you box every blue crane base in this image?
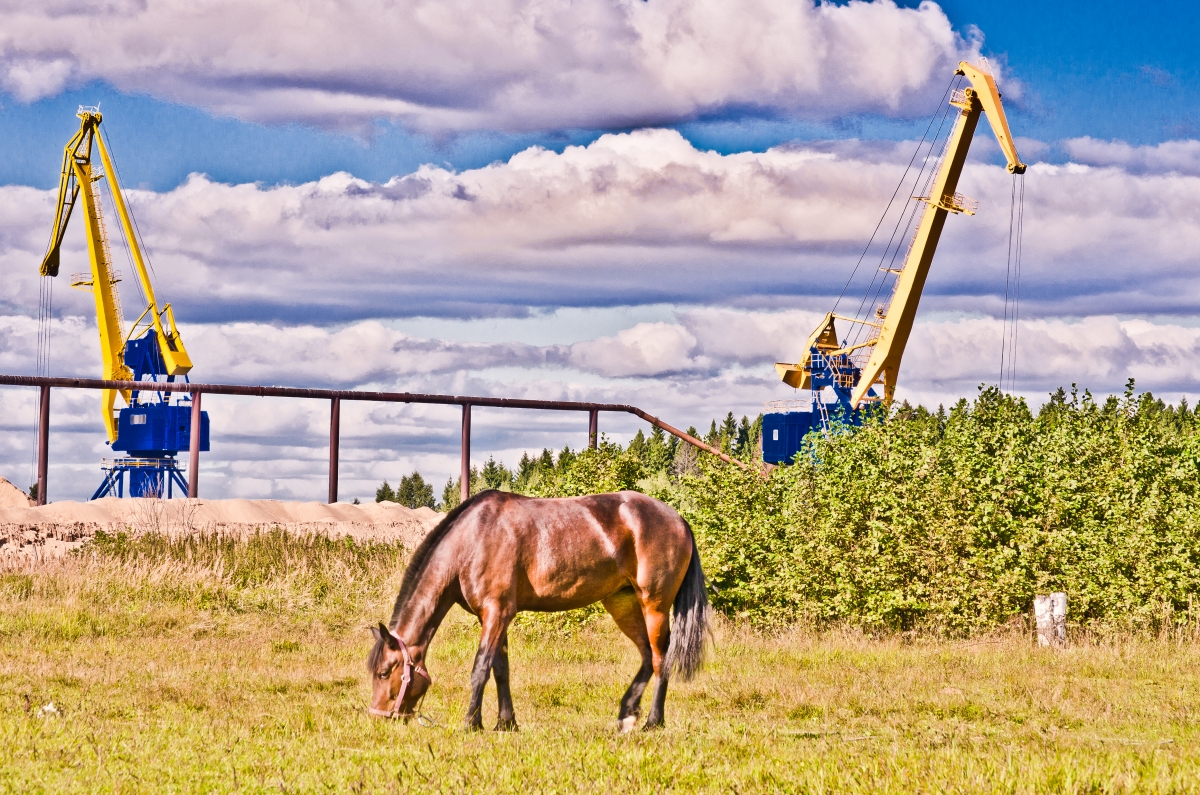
[87,332,211,500]
[762,345,873,465]
[92,457,190,499]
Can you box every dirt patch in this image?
[0,494,441,564]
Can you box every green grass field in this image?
[2,532,1200,793]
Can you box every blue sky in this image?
[3,0,1196,191]
[3,0,1200,500]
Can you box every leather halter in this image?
[369,633,431,719]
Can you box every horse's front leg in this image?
[465,605,513,731]
[492,628,518,731]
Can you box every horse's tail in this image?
[665,524,710,682]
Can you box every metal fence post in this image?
[589,409,598,449]
[36,385,49,506]
[461,403,471,504]
[328,397,341,504]
[188,390,202,498]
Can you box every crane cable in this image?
[848,97,958,349]
[998,173,1026,393]
[831,75,960,320]
[838,75,963,351]
[98,124,153,312]
[31,272,53,493]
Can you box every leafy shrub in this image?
[528,383,1200,635]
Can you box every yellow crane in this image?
[38,106,206,497]
[764,61,1025,463]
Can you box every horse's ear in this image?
[370,624,383,642]
[379,621,400,650]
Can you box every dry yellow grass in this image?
[1,533,1199,793]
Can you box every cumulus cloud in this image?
[5,308,1200,502]
[5,130,1200,325]
[7,121,1200,502]
[8,308,1200,398]
[1063,137,1200,176]
[0,0,982,132]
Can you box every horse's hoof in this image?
[618,716,638,734]
[641,719,663,732]
[494,718,519,732]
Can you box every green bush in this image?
[525,383,1200,634]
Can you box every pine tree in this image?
[441,478,459,510]
[517,451,536,483]
[736,415,750,454]
[722,411,737,442]
[397,471,436,509]
[375,480,396,503]
[645,426,672,472]
[481,456,512,490]
[628,429,647,461]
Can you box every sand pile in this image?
[0,482,441,563]
[0,478,34,509]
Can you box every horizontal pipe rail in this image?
[0,374,751,471]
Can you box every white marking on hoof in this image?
[618,716,637,733]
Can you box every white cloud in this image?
[7,118,1200,501]
[6,129,1200,327]
[0,0,982,132]
[8,307,1200,401]
[1063,137,1200,176]
[6,309,1200,502]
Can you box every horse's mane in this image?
[387,490,497,627]
[369,491,496,672]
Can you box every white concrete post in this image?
[1035,592,1067,647]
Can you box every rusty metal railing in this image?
[0,374,750,505]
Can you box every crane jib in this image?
[766,61,1027,466]
[36,107,208,499]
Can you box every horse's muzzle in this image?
[368,706,414,720]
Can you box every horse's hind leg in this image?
[492,628,518,731]
[602,589,653,733]
[466,605,514,731]
[641,601,672,730]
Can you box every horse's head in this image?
[367,621,431,720]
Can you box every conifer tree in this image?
[397,471,436,509]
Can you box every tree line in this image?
[375,413,760,510]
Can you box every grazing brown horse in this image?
[367,489,709,731]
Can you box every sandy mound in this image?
[0,497,442,564]
[0,478,34,508]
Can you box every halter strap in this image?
[369,632,431,719]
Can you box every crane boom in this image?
[775,61,1026,409]
[39,107,193,443]
[763,62,1025,466]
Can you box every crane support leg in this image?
[328,397,340,504]
[460,403,471,504]
[188,391,202,498]
[37,385,50,506]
